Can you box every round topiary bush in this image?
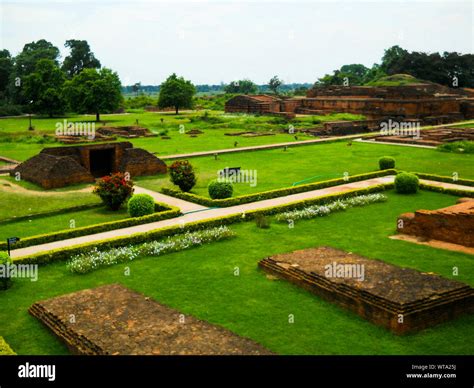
[395,172,419,194]
[128,194,155,217]
[208,180,233,199]
[379,156,395,170]
[0,251,12,290]
[169,160,197,192]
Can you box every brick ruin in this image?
[259,246,474,334]
[370,126,474,147]
[29,284,272,355]
[56,125,157,144]
[225,84,474,126]
[11,142,167,189]
[397,198,474,247]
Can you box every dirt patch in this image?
[29,284,272,355]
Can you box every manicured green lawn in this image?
[136,141,474,197]
[0,179,99,220]
[0,111,365,161]
[0,206,129,240]
[2,190,473,355]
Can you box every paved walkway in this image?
[10,176,473,259]
[355,139,436,149]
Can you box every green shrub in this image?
[0,251,12,290]
[169,160,196,192]
[395,172,419,194]
[255,214,271,229]
[437,141,474,154]
[379,156,395,170]
[208,180,233,199]
[93,172,134,210]
[128,194,155,217]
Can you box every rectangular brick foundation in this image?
[259,247,474,334]
[29,284,272,355]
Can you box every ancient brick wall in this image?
[398,199,474,247]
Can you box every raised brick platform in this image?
[29,284,271,355]
[259,247,474,334]
[397,198,474,247]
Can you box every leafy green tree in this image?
[22,59,66,117]
[62,39,101,78]
[380,45,409,73]
[268,75,283,95]
[0,50,13,99]
[65,68,122,121]
[9,39,60,104]
[224,79,258,94]
[158,73,195,114]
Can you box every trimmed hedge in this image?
[0,203,181,251]
[379,156,395,170]
[0,337,15,355]
[419,183,474,197]
[0,251,12,290]
[414,172,474,187]
[208,180,233,199]
[162,169,397,207]
[13,183,391,266]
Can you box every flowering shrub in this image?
[169,160,196,192]
[67,226,235,274]
[93,172,134,210]
[275,194,387,222]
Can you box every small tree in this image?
[169,160,196,192]
[93,172,134,210]
[158,73,195,114]
[65,67,122,121]
[268,75,283,95]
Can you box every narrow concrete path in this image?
[355,139,436,149]
[10,177,473,259]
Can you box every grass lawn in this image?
[0,206,129,240]
[0,111,364,161]
[136,141,474,197]
[2,190,473,355]
[0,178,99,220]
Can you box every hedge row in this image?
[414,172,474,187]
[0,203,103,225]
[1,203,181,251]
[419,183,474,197]
[14,183,391,266]
[162,169,397,207]
[0,337,16,355]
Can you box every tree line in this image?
[314,45,474,88]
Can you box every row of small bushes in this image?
[67,226,235,274]
[162,169,397,207]
[14,184,392,266]
[0,203,181,251]
[0,337,16,355]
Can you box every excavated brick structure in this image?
[11,142,167,189]
[397,198,474,247]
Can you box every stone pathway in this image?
[10,176,473,259]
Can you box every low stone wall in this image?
[397,198,474,247]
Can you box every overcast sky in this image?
[1,0,472,85]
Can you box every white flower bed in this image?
[68,226,235,274]
[275,193,387,223]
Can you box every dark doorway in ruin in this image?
[89,148,115,177]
